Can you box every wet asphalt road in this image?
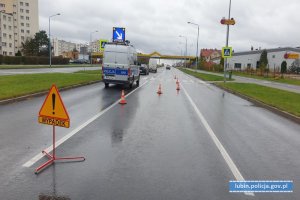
[1,68,300,199]
[0,67,101,75]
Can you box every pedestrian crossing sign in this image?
[222,47,233,58]
[99,39,108,51]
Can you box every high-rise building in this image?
[52,38,88,57]
[0,0,39,56]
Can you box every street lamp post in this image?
[188,22,200,69]
[224,0,232,83]
[179,35,187,68]
[90,30,98,66]
[49,13,60,67]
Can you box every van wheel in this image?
[136,77,140,87]
[129,83,133,89]
[104,83,109,88]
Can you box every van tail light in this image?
[128,68,132,76]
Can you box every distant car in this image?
[73,59,89,64]
[140,64,149,75]
[166,65,171,70]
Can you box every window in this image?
[20,9,24,13]
[234,63,242,69]
[9,43,12,48]
[21,29,24,33]
[8,17,11,21]
[26,30,30,34]
[25,3,29,6]
[21,23,24,26]
[20,2,24,6]
[3,33,7,38]
[3,15,6,20]
[26,10,29,13]
[21,36,24,41]
[26,23,29,27]
[3,51,7,55]
[3,24,6,29]
[21,15,24,19]
[9,35,12,39]
[0,3,5,8]
[9,52,13,56]
[2,42,6,47]
[8,26,12,30]
[26,16,29,20]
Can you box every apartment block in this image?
[0,12,14,55]
[53,38,88,57]
[0,0,39,55]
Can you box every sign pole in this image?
[224,0,232,83]
[53,125,55,160]
[35,85,85,174]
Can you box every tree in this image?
[22,38,38,56]
[15,50,22,56]
[259,49,268,75]
[21,30,49,56]
[281,61,287,77]
[34,30,50,56]
[288,59,300,74]
[220,57,224,66]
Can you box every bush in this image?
[0,55,70,65]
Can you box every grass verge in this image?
[179,68,233,81]
[0,64,101,69]
[0,72,102,100]
[216,82,300,117]
[75,70,102,74]
[233,71,300,86]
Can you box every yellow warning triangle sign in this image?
[39,84,70,121]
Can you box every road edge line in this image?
[181,84,254,196]
[22,80,149,168]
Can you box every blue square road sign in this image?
[113,27,125,42]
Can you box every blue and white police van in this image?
[102,42,140,88]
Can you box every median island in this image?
[0,71,102,100]
[179,68,233,81]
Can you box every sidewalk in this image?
[187,69,300,94]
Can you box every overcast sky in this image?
[39,0,300,55]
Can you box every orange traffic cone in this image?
[119,90,127,104]
[176,82,180,91]
[157,84,163,95]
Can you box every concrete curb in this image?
[0,80,102,105]
[213,83,300,124]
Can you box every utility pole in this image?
[224,0,232,83]
[49,13,60,67]
[188,22,200,69]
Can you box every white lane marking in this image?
[181,84,254,196]
[23,80,149,168]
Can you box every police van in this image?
[102,42,140,88]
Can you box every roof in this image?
[201,49,221,57]
[233,47,300,56]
